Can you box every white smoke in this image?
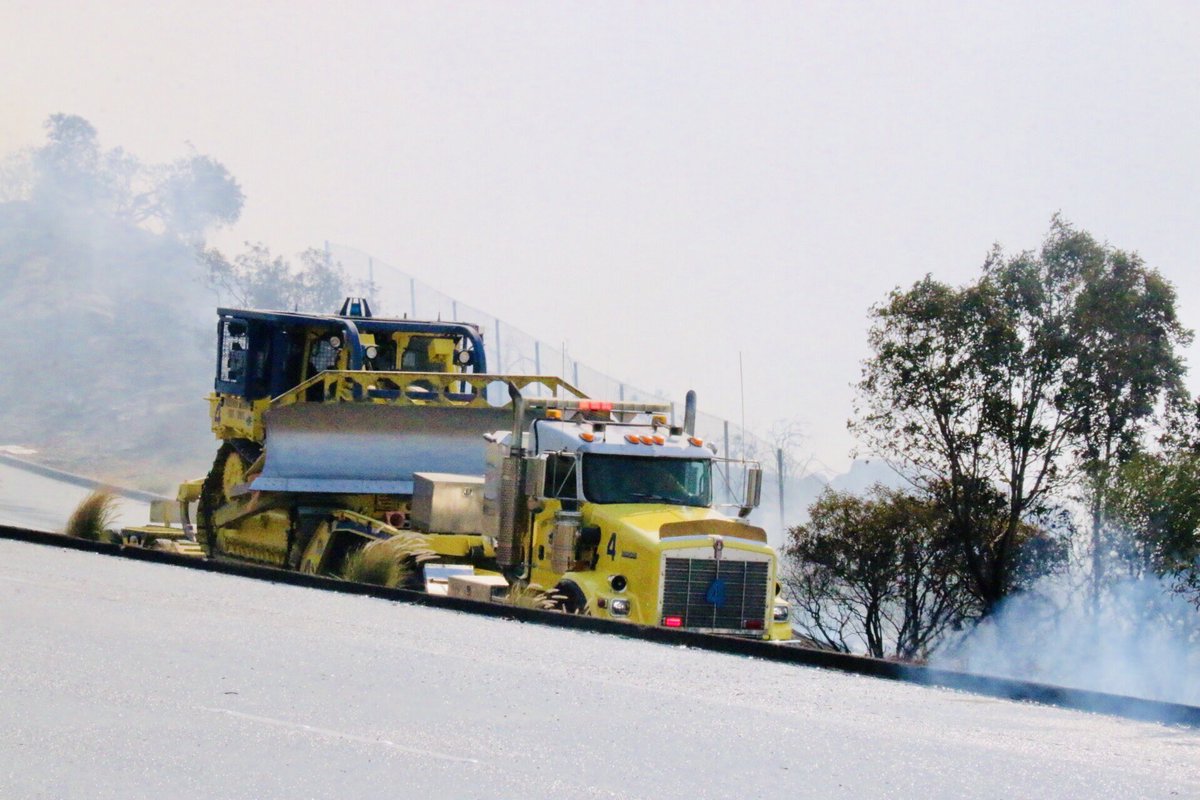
[0,115,359,490]
[933,574,1200,706]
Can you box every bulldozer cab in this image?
[212,302,488,403]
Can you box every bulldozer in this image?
[179,297,791,640]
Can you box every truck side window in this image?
[545,454,578,500]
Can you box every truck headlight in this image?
[772,603,790,623]
[610,598,630,616]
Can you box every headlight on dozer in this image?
[772,603,790,623]
[610,598,631,616]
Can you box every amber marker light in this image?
[625,433,641,444]
[639,435,654,445]
[652,435,665,445]
[579,432,596,442]
[546,409,563,420]
[688,437,704,447]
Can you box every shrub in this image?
[341,532,435,588]
[65,490,120,543]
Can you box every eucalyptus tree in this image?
[850,218,1182,614]
[1061,235,1190,609]
[854,247,1071,611]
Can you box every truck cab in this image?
[488,399,791,640]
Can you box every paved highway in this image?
[1,539,1197,799]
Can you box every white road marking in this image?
[197,706,481,764]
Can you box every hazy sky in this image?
[4,1,1198,473]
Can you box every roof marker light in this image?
[652,435,665,445]
[579,432,596,442]
[688,437,704,447]
[639,435,654,445]
[625,434,640,444]
[546,409,563,420]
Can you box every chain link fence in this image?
[329,243,793,544]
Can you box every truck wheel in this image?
[551,581,589,615]
[197,440,260,557]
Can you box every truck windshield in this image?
[582,454,712,507]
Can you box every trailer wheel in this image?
[197,440,260,557]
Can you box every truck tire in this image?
[551,580,589,615]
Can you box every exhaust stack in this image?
[684,390,697,436]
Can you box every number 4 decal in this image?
[606,532,617,560]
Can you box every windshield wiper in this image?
[628,492,679,503]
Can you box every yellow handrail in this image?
[271,371,588,410]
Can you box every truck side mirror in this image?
[739,466,763,518]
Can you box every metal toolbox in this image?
[411,472,484,534]
[448,574,510,603]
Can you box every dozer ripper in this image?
[184,297,791,640]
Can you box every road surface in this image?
[1,539,1197,799]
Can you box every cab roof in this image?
[532,419,714,460]
[217,306,484,340]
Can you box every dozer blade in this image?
[250,403,512,494]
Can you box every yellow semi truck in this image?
[188,297,791,640]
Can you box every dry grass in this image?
[65,490,121,543]
[505,583,569,611]
[342,532,436,589]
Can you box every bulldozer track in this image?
[4,522,1198,729]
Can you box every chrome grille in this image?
[661,557,770,630]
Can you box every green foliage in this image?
[1108,450,1200,603]
[200,243,357,314]
[25,114,243,239]
[1055,224,1191,607]
[155,155,244,241]
[853,217,1187,614]
[785,486,972,659]
[65,490,121,543]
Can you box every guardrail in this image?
[2,523,1198,728]
[0,454,169,504]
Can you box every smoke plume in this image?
[933,573,1200,706]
